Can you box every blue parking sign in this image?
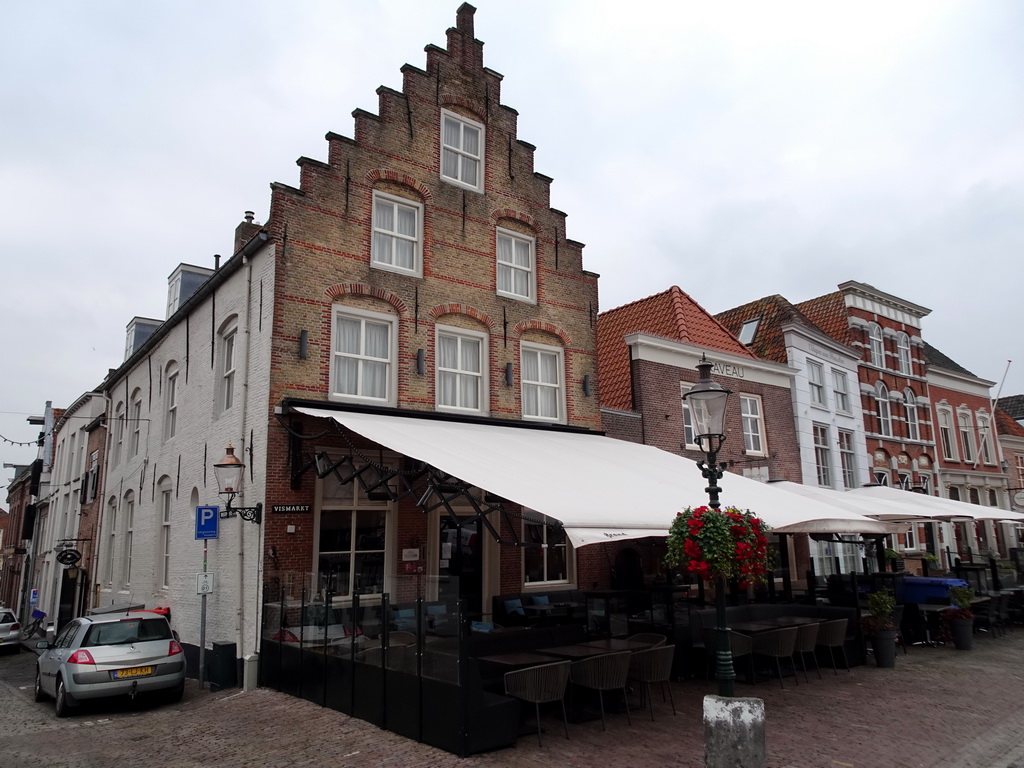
[195,506,220,539]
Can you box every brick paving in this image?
[2,631,1024,768]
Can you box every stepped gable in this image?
[794,290,851,346]
[597,286,755,412]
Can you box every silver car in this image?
[35,613,185,716]
[0,608,21,654]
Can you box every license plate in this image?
[113,666,153,679]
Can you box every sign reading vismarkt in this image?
[195,506,220,540]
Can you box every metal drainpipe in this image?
[235,251,257,663]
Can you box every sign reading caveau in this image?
[271,504,311,514]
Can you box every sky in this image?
[2,0,1022,487]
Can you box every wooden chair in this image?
[753,626,799,689]
[503,660,571,747]
[570,651,632,731]
[815,618,850,674]
[793,622,821,682]
[627,645,676,720]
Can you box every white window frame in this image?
[813,423,832,487]
[435,325,487,415]
[737,318,760,346]
[868,323,885,368]
[904,389,919,441]
[838,429,857,489]
[874,470,891,486]
[807,360,826,408]
[680,384,698,449]
[958,410,975,463]
[832,369,851,414]
[896,332,912,374]
[740,394,766,456]
[876,383,892,437]
[165,365,178,440]
[111,402,124,467]
[523,512,572,586]
[977,414,995,465]
[121,493,134,589]
[329,306,397,406]
[521,341,565,423]
[105,498,117,585]
[220,321,237,414]
[937,407,958,461]
[160,487,172,589]
[129,391,142,458]
[440,109,484,192]
[898,472,912,491]
[496,228,536,303]
[370,192,423,277]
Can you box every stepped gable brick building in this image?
[597,286,801,485]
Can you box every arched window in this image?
[958,410,975,463]
[937,407,957,460]
[111,401,125,467]
[904,388,919,440]
[896,332,912,374]
[129,388,143,458]
[164,362,179,439]
[977,414,995,464]
[868,323,885,368]
[218,316,239,413]
[875,383,892,436]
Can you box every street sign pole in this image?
[195,505,219,689]
[200,538,208,689]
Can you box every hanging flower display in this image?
[664,505,773,587]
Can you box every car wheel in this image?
[54,676,74,717]
[34,668,46,702]
[165,681,185,704]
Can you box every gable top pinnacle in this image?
[446,3,483,72]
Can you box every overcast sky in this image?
[2,0,1022,487]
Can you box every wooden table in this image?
[769,616,822,627]
[537,643,615,659]
[579,637,655,652]
[477,651,558,667]
[729,621,778,635]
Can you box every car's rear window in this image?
[82,618,172,647]
[0,612,14,624]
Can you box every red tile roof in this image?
[597,286,755,412]
[996,407,1024,439]
[715,294,792,364]
[794,291,852,346]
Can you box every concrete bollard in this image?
[703,695,766,768]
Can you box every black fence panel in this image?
[324,655,354,714]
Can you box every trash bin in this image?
[208,641,238,691]
[896,576,968,604]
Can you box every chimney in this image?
[234,210,263,253]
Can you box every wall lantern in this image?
[214,443,263,524]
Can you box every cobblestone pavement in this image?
[2,631,1024,768]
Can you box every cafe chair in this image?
[503,660,572,747]
[793,622,821,682]
[627,632,667,648]
[627,645,676,720]
[387,630,417,647]
[752,626,799,689]
[701,627,755,684]
[815,619,850,674]
[570,651,633,731]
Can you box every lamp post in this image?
[214,444,263,524]
[682,354,735,696]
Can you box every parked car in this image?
[0,608,20,654]
[34,612,185,716]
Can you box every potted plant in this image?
[884,547,904,573]
[945,586,975,650]
[861,589,898,667]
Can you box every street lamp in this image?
[682,354,735,696]
[214,443,263,524]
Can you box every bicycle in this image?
[20,609,46,640]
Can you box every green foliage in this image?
[884,548,900,561]
[664,505,772,586]
[949,586,975,614]
[861,589,896,634]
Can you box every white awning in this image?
[849,484,1024,522]
[294,407,903,546]
[768,480,940,522]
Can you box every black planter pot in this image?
[871,630,898,668]
[951,617,974,650]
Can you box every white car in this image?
[0,608,21,654]
[35,613,185,716]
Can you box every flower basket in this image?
[664,505,772,586]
